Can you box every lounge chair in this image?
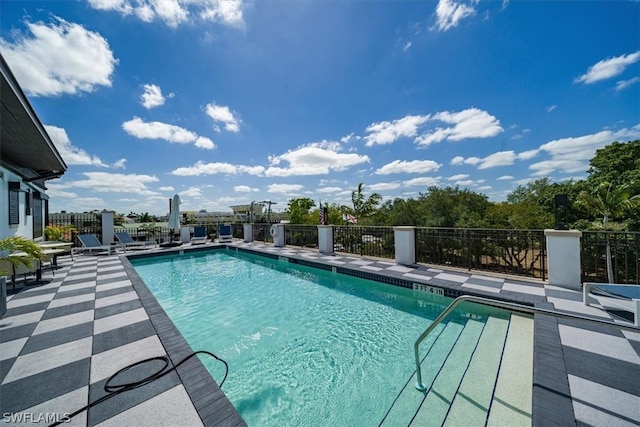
[73,234,116,256]
[218,225,233,243]
[191,226,208,245]
[115,231,156,252]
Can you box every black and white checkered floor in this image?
[1,241,638,426]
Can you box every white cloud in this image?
[364,108,501,147]
[205,103,240,132]
[455,151,517,169]
[64,172,159,195]
[546,105,557,112]
[433,0,477,32]
[575,51,640,84]
[87,0,244,27]
[317,187,343,193]
[340,133,361,144]
[403,41,412,52]
[0,17,117,96]
[529,125,640,175]
[415,108,503,146]
[181,186,203,197]
[234,185,258,192]
[268,183,304,193]
[158,186,175,191]
[122,117,216,149]
[141,84,173,109]
[265,141,370,177]
[171,161,265,176]
[403,176,442,187]
[497,175,514,181]
[112,158,127,169]
[450,156,465,165]
[375,160,441,175]
[518,149,539,160]
[364,115,430,146]
[447,174,469,181]
[616,76,640,91]
[45,125,109,167]
[369,182,403,191]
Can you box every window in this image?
[8,181,20,225]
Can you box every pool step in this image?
[486,314,534,426]
[380,312,533,427]
[378,321,465,427]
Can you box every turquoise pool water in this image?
[131,250,475,426]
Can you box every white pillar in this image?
[273,224,285,247]
[180,226,191,243]
[318,225,333,255]
[545,229,582,290]
[101,211,114,244]
[394,226,415,265]
[243,223,253,242]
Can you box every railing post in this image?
[243,223,253,243]
[101,211,114,245]
[394,226,415,265]
[318,225,334,255]
[544,229,582,289]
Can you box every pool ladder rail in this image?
[375,295,640,426]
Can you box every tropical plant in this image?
[44,225,77,242]
[0,237,44,275]
[347,183,382,224]
[576,181,640,282]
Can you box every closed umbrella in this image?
[168,194,181,239]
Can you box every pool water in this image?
[131,250,477,426]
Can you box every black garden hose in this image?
[48,350,228,427]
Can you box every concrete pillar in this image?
[318,225,334,255]
[180,226,191,243]
[101,211,114,244]
[545,229,582,289]
[394,226,415,265]
[272,224,285,247]
[243,223,253,242]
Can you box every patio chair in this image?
[115,231,156,252]
[73,234,116,257]
[191,226,208,245]
[218,225,233,243]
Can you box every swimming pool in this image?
[131,249,509,426]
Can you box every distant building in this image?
[1,54,67,240]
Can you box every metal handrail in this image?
[414,295,640,392]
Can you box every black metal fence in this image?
[333,226,395,259]
[581,231,640,284]
[285,225,318,248]
[252,223,274,244]
[415,228,547,280]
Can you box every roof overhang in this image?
[1,54,67,182]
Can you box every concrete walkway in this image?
[1,241,638,426]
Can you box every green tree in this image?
[576,181,640,282]
[347,183,382,224]
[137,212,153,223]
[420,186,490,228]
[286,198,316,224]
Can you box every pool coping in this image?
[123,242,582,425]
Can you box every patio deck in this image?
[1,241,638,426]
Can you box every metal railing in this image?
[285,225,318,248]
[333,226,395,259]
[252,223,274,243]
[415,228,546,280]
[581,231,640,284]
[414,295,639,392]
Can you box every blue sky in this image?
[1,0,639,216]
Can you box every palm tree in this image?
[576,182,640,282]
[349,183,382,222]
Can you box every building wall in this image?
[0,165,46,240]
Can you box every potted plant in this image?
[0,236,43,317]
